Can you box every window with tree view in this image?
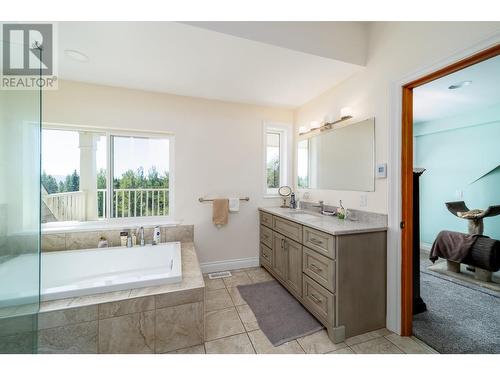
[266,132,281,189]
[112,136,170,218]
[41,127,172,224]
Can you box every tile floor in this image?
[168,267,438,354]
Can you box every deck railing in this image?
[44,188,169,221]
[101,188,169,218]
[43,190,87,222]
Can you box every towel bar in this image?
[198,197,250,203]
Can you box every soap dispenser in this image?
[152,226,161,245]
[337,200,346,220]
[290,192,297,209]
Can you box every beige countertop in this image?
[259,207,387,236]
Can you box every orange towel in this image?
[212,199,229,225]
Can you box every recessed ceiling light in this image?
[448,80,472,90]
[64,49,89,62]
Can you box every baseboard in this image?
[200,257,260,274]
[420,242,432,252]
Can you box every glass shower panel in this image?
[0,86,41,353]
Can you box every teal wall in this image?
[414,104,500,245]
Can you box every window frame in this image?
[41,123,176,232]
[262,122,292,197]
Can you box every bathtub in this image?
[41,242,182,301]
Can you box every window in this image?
[41,125,173,225]
[111,136,170,218]
[266,132,281,189]
[263,123,291,196]
[297,139,309,188]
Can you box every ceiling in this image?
[56,22,367,108]
[413,55,500,123]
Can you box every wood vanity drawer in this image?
[273,216,302,243]
[303,226,335,259]
[303,274,335,326]
[303,247,335,292]
[260,211,273,228]
[260,225,273,248]
[260,243,273,268]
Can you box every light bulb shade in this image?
[340,107,352,119]
[310,121,321,129]
[298,126,308,134]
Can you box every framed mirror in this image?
[297,118,375,192]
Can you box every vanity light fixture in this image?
[300,108,354,136]
[298,126,308,134]
[310,121,321,129]
[340,107,353,119]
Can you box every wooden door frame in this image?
[400,43,500,336]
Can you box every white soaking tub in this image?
[41,242,182,301]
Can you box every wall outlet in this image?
[376,163,387,178]
[360,193,368,207]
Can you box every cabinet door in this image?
[272,232,287,280]
[285,238,303,297]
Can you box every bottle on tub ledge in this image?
[152,225,161,245]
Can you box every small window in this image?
[266,132,281,189]
[41,126,173,226]
[263,123,291,196]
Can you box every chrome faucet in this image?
[311,200,324,213]
[138,226,145,247]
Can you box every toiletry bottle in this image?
[120,231,129,247]
[290,192,297,209]
[98,237,108,248]
[138,226,145,247]
[337,200,346,220]
[152,226,161,245]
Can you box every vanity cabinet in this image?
[272,232,288,280]
[258,209,387,343]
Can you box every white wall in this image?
[43,80,293,265]
[294,22,500,214]
[294,21,500,333]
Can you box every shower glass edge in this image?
[0,38,42,353]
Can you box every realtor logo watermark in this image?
[1,23,58,90]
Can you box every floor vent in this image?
[208,271,232,279]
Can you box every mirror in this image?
[278,185,292,208]
[297,118,375,192]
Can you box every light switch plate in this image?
[376,163,387,178]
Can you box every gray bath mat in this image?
[237,280,323,346]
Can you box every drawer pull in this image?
[310,293,322,304]
[262,233,269,239]
[262,252,269,259]
[310,238,323,245]
[310,263,322,272]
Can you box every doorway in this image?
[400,44,500,350]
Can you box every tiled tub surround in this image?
[41,224,194,252]
[36,242,205,354]
[41,242,183,301]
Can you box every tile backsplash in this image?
[42,225,194,252]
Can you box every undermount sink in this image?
[287,211,321,221]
